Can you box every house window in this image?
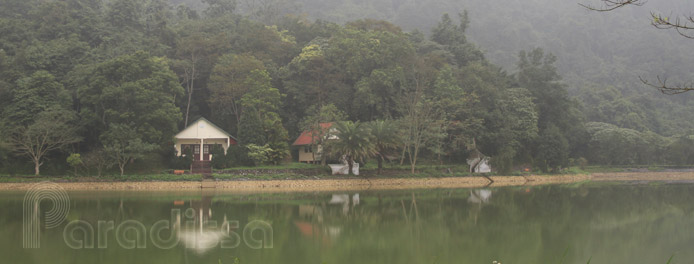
[203,145,209,154]
[304,146,312,153]
[194,145,200,154]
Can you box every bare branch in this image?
[651,12,694,39]
[639,76,694,95]
[579,0,645,12]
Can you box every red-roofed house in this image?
[293,122,336,163]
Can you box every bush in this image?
[228,144,253,167]
[172,146,193,170]
[267,142,289,165]
[210,144,227,169]
[246,144,271,165]
[66,153,83,176]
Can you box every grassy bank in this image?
[0,163,690,183]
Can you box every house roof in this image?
[175,117,238,141]
[292,123,334,146]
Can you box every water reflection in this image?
[2,184,694,264]
[178,191,229,255]
[467,189,492,204]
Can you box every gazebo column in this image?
[200,138,204,161]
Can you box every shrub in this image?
[210,144,227,169]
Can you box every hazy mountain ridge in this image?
[242,0,694,135]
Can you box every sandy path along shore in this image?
[2,172,689,192]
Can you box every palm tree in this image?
[368,120,401,174]
[331,121,376,175]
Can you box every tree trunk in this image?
[184,91,192,127]
[377,154,383,175]
[410,145,418,174]
[34,160,40,176]
[348,157,354,176]
[183,59,196,127]
[119,163,125,177]
[399,145,407,165]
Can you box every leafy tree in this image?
[331,121,375,175]
[208,53,266,132]
[368,120,400,174]
[67,153,83,176]
[398,60,445,173]
[517,48,586,161]
[202,0,236,18]
[237,106,266,146]
[535,125,569,172]
[238,69,289,156]
[83,148,112,177]
[430,12,484,66]
[101,124,157,176]
[282,40,343,112]
[173,30,230,127]
[106,0,144,31]
[8,108,81,176]
[4,70,70,126]
[665,135,694,165]
[78,51,183,147]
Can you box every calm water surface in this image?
[3,183,694,263]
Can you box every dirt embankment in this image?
[2,172,691,192]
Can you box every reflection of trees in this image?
[4,185,694,263]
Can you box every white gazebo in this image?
[174,118,237,161]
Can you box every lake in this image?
[2,182,694,263]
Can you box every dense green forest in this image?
[0,0,692,176]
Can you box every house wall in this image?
[175,138,230,157]
[297,145,324,163]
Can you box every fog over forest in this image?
[229,0,694,135]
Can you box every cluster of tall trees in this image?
[0,0,691,176]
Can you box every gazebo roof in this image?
[175,117,237,140]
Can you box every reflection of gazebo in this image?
[177,192,231,255]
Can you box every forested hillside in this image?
[0,0,692,176]
[231,0,694,136]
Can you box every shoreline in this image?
[1,172,694,192]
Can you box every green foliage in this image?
[246,144,271,165]
[83,148,112,177]
[8,107,81,176]
[536,125,570,172]
[101,123,157,176]
[2,0,693,174]
[4,71,70,126]
[368,120,400,173]
[66,153,82,176]
[331,121,376,175]
[245,143,288,166]
[210,144,227,169]
[208,53,266,133]
[237,107,266,146]
[78,51,183,146]
[227,144,253,167]
[202,0,236,18]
